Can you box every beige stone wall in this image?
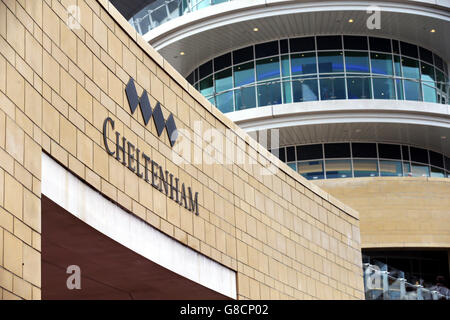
[315,177,450,249]
[0,0,364,299]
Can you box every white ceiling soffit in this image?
[143,0,450,76]
[227,100,450,155]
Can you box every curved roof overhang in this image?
[226,100,450,155]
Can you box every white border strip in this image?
[41,153,237,299]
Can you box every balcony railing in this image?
[129,0,231,34]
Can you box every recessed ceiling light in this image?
[348,19,354,23]
[441,136,447,139]
[355,129,361,133]
[180,51,185,56]
[253,27,259,32]
[430,29,436,33]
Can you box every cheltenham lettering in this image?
[102,117,199,215]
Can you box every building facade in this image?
[124,0,450,290]
[0,0,365,300]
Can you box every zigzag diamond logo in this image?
[125,78,178,147]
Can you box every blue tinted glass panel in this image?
[403,161,411,176]
[214,68,232,92]
[292,78,319,102]
[215,91,234,113]
[353,159,378,177]
[325,159,352,178]
[404,80,422,101]
[235,86,256,110]
[347,77,372,99]
[421,62,435,84]
[396,79,404,100]
[422,84,437,103]
[373,77,395,99]
[257,82,281,107]
[234,62,255,87]
[430,166,445,177]
[380,160,403,176]
[402,57,420,79]
[256,57,280,81]
[393,55,402,76]
[298,160,324,180]
[199,75,213,96]
[345,51,370,73]
[282,81,292,103]
[320,77,346,100]
[411,162,430,177]
[287,162,297,171]
[318,52,344,73]
[281,55,290,77]
[291,52,317,75]
[370,53,393,75]
[255,41,279,59]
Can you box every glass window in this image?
[297,144,323,160]
[199,75,213,96]
[353,159,379,177]
[320,77,346,100]
[345,51,370,73]
[400,41,418,58]
[233,46,254,65]
[422,84,437,103]
[419,47,433,64]
[369,37,391,53]
[373,77,395,99]
[214,68,232,92]
[378,144,401,160]
[235,86,256,110]
[347,77,371,99]
[234,62,255,87]
[352,143,377,158]
[446,156,450,171]
[344,36,368,50]
[395,79,404,100]
[403,161,411,176]
[215,91,234,113]
[289,37,315,53]
[186,72,194,85]
[280,39,288,54]
[287,162,297,171]
[393,55,402,76]
[421,63,435,84]
[291,52,317,75]
[434,54,444,71]
[429,151,444,168]
[318,52,344,73]
[402,146,410,160]
[282,81,292,104]
[404,80,422,101]
[293,78,319,102]
[317,36,342,50]
[371,53,393,75]
[392,40,400,54]
[271,148,286,162]
[255,41,279,59]
[256,57,280,81]
[214,53,231,72]
[281,55,290,77]
[411,162,430,177]
[402,57,420,79]
[298,160,324,180]
[199,60,213,79]
[410,147,428,164]
[325,143,350,158]
[430,166,445,178]
[380,160,403,176]
[286,146,296,162]
[325,159,352,178]
[257,82,281,107]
